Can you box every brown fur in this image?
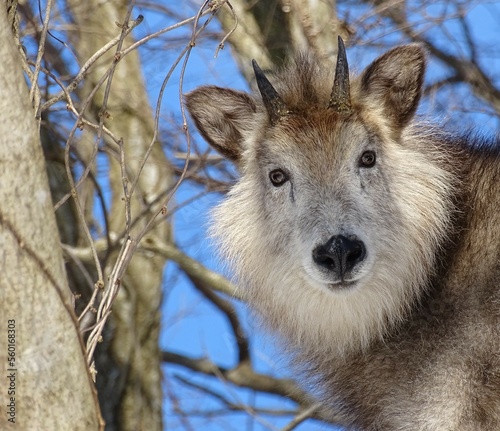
[186,44,500,430]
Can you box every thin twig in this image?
[85,233,135,365]
[188,275,250,363]
[127,1,217,202]
[40,15,143,112]
[30,0,54,116]
[119,9,213,58]
[173,374,281,430]
[62,13,148,365]
[54,17,144,212]
[214,1,237,58]
[118,138,132,232]
[61,244,96,294]
[130,0,240,245]
[279,403,323,431]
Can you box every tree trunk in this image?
[0,5,102,430]
[217,0,344,81]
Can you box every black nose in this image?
[313,235,366,279]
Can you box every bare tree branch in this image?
[188,275,250,363]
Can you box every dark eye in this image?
[360,150,376,168]
[269,169,289,187]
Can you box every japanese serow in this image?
[186,38,500,430]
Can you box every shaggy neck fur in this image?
[211,125,461,359]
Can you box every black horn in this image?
[252,59,289,125]
[328,36,352,113]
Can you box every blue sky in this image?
[126,2,500,430]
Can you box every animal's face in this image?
[248,115,387,292]
[186,40,455,353]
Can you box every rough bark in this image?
[0,5,102,430]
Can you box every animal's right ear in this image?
[185,86,257,163]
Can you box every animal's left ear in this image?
[359,45,426,128]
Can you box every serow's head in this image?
[186,38,453,354]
